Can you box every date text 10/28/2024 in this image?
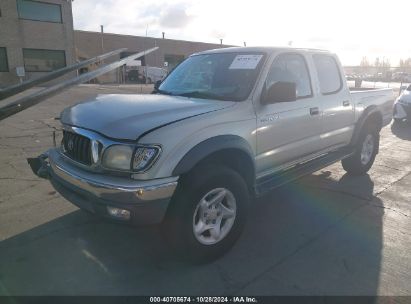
[149,297,257,303]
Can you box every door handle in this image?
[343,100,351,107]
[310,107,320,116]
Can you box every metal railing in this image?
[0,48,127,101]
[0,47,158,121]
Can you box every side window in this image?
[313,55,342,94]
[266,54,312,99]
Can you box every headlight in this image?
[133,146,160,171]
[102,145,160,172]
[102,145,134,170]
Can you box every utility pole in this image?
[100,25,104,53]
[144,25,148,83]
[100,25,105,82]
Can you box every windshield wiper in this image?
[174,91,227,100]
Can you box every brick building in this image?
[74,30,230,83]
[0,0,75,87]
[0,0,232,87]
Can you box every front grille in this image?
[62,131,92,165]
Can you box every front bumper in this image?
[28,149,178,225]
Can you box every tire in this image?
[162,165,249,263]
[342,126,379,175]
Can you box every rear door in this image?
[312,54,355,149]
[256,53,323,177]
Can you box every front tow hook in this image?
[27,153,50,179]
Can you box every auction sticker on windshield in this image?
[229,54,263,69]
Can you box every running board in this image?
[255,148,354,196]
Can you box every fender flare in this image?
[350,106,383,147]
[172,135,255,176]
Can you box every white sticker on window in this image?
[229,55,263,70]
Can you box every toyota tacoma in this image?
[29,47,395,262]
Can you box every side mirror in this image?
[154,80,162,90]
[262,81,297,104]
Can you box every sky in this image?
[72,0,411,66]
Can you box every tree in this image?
[382,58,390,68]
[399,58,411,68]
[360,56,370,67]
[374,57,380,67]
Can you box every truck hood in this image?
[60,94,234,140]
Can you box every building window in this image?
[23,49,66,72]
[17,0,62,23]
[0,48,9,72]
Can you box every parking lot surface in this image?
[0,85,410,296]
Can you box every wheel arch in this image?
[172,135,256,192]
[351,106,383,147]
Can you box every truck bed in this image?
[350,88,395,127]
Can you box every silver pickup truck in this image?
[29,47,394,262]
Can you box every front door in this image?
[255,53,323,178]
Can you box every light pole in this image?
[100,25,105,82]
[100,25,104,53]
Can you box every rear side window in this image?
[313,55,342,95]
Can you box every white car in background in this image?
[141,66,168,84]
[394,85,411,123]
[126,65,168,84]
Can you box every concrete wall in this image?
[74,30,233,83]
[0,0,75,88]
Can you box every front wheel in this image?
[163,165,249,263]
[342,127,379,175]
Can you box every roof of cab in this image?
[192,46,331,56]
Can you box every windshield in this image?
[158,52,266,101]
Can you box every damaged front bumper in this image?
[28,149,178,225]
